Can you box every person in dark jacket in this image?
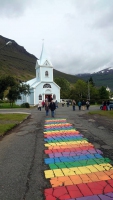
[78,100,82,110]
[86,100,90,110]
[49,99,56,117]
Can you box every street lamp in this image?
[0,41,12,50]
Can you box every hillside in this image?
[1,35,112,89]
[0,35,37,81]
[0,35,78,83]
[76,67,113,91]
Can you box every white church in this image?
[16,44,60,106]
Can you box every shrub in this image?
[21,102,30,108]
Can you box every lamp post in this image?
[0,41,12,50]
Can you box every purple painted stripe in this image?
[76,195,100,200]
[74,192,113,200]
[48,149,103,158]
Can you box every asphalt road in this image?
[0,105,113,200]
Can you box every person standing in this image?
[72,100,76,111]
[45,101,49,116]
[67,101,69,107]
[49,99,56,117]
[42,100,45,108]
[86,100,90,110]
[107,100,110,110]
[78,100,82,110]
[38,101,42,111]
[103,101,107,110]
[55,100,58,108]
[82,100,86,111]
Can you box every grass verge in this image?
[88,110,113,119]
[0,103,20,108]
[0,113,29,136]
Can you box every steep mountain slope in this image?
[0,35,37,81]
[0,35,78,83]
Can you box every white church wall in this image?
[51,83,60,102]
[36,67,41,82]
[15,93,27,105]
[34,82,60,105]
[40,67,53,82]
[28,89,34,105]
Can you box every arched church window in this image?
[39,94,42,100]
[53,94,56,100]
[45,71,49,77]
[43,84,51,88]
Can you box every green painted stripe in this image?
[46,138,88,143]
[49,158,110,170]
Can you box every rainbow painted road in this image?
[44,118,113,200]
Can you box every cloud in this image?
[0,0,113,75]
[0,0,37,17]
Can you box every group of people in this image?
[38,99,90,117]
[102,100,110,110]
[72,99,90,111]
[38,99,57,117]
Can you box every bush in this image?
[21,102,30,108]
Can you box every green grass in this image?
[88,110,113,118]
[0,113,29,136]
[0,103,20,108]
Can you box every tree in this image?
[99,86,109,100]
[6,84,21,107]
[88,77,95,87]
[74,79,87,100]
[0,76,16,99]
[6,83,30,107]
[54,77,70,99]
[0,76,30,107]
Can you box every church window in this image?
[45,71,49,77]
[53,94,56,100]
[43,84,51,88]
[39,94,42,100]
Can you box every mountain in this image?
[0,35,78,83]
[0,35,37,81]
[1,35,112,89]
[76,68,113,91]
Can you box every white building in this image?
[16,44,60,106]
[106,86,111,92]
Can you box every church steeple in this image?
[38,42,53,67]
[35,42,53,82]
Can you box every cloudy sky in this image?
[0,0,113,74]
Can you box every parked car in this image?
[100,101,113,110]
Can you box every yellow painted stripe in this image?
[43,130,79,134]
[45,140,88,147]
[44,163,113,178]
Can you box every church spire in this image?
[38,40,53,66]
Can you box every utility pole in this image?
[88,80,90,101]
